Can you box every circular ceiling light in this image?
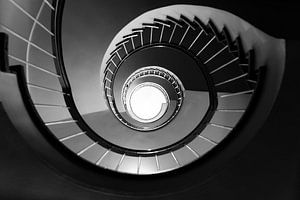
[127,82,169,123]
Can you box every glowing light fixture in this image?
[127,83,169,123]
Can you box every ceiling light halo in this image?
[120,66,185,131]
[126,82,170,123]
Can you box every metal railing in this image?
[1,1,281,177]
[0,0,125,172]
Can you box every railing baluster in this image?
[1,25,56,58]
[215,73,248,86]
[28,83,67,95]
[43,0,55,10]
[198,135,218,145]
[34,103,69,108]
[59,131,86,142]
[8,55,60,77]
[186,145,199,158]
[209,57,238,74]
[45,119,77,126]
[96,149,110,166]
[77,142,98,156]
[196,36,216,56]
[8,0,54,36]
[219,90,254,98]
[209,123,233,130]
[171,152,180,166]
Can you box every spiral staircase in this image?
[0,0,299,199]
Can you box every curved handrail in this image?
[34,1,285,176]
[51,0,212,157]
[0,0,288,194]
[50,0,164,156]
[0,0,282,163]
